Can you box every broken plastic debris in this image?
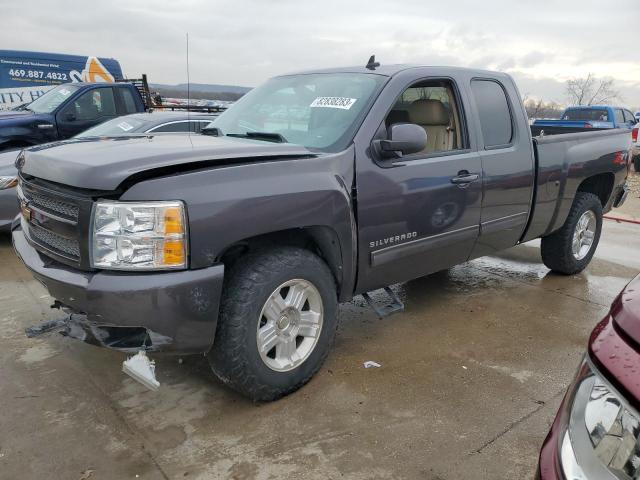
[363,361,381,368]
[79,469,94,480]
[122,351,160,391]
[462,365,468,370]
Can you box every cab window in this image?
[471,79,513,148]
[384,79,466,155]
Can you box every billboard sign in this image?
[0,50,124,109]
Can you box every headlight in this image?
[91,201,187,270]
[0,176,18,190]
[561,361,640,479]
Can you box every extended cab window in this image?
[385,80,466,155]
[614,109,625,125]
[120,88,138,114]
[471,79,513,148]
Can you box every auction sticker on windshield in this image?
[117,121,134,131]
[310,97,357,110]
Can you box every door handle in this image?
[450,172,479,185]
[37,123,54,129]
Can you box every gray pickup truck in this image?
[11,62,630,401]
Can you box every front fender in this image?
[120,148,357,297]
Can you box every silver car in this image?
[0,111,219,232]
[0,149,19,232]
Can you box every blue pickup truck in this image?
[533,105,638,134]
[0,82,146,152]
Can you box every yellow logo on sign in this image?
[81,57,115,83]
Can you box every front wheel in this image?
[207,247,338,401]
[540,192,603,275]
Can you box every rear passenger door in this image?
[467,78,535,258]
[354,74,483,293]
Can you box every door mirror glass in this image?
[374,123,427,158]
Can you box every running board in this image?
[362,287,405,318]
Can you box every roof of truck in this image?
[281,63,509,78]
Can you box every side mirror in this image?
[373,123,427,159]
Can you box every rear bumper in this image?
[13,226,224,354]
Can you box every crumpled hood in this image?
[611,275,640,348]
[20,134,316,190]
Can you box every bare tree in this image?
[566,73,621,105]
[523,97,564,120]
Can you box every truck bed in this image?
[522,127,631,242]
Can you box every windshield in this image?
[77,116,152,137]
[562,108,610,122]
[26,84,81,114]
[211,73,386,152]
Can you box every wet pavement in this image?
[1,215,639,479]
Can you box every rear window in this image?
[470,79,513,148]
[562,108,609,122]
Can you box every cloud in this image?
[1,0,639,105]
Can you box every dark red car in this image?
[538,274,640,479]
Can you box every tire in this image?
[634,155,640,174]
[540,192,603,275]
[207,246,338,401]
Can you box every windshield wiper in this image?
[226,132,287,143]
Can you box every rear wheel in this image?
[207,247,338,401]
[634,155,640,174]
[540,192,603,274]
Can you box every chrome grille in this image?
[18,175,91,268]
[21,184,79,221]
[27,191,79,220]
[28,222,80,259]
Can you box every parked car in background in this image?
[632,124,639,172]
[79,111,219,136]
[537,274,640,480]
[0,111,220,231]
[0,150,19,231]
[13,63,631,401]
[533,106,638,134]
[0,82,146,152]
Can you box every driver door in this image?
[56,87,118,138]
[354,76,482,293]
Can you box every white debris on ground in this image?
[363,361,381,368]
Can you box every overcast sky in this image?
[2,0,640,106]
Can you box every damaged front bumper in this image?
[13,227,225,354]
